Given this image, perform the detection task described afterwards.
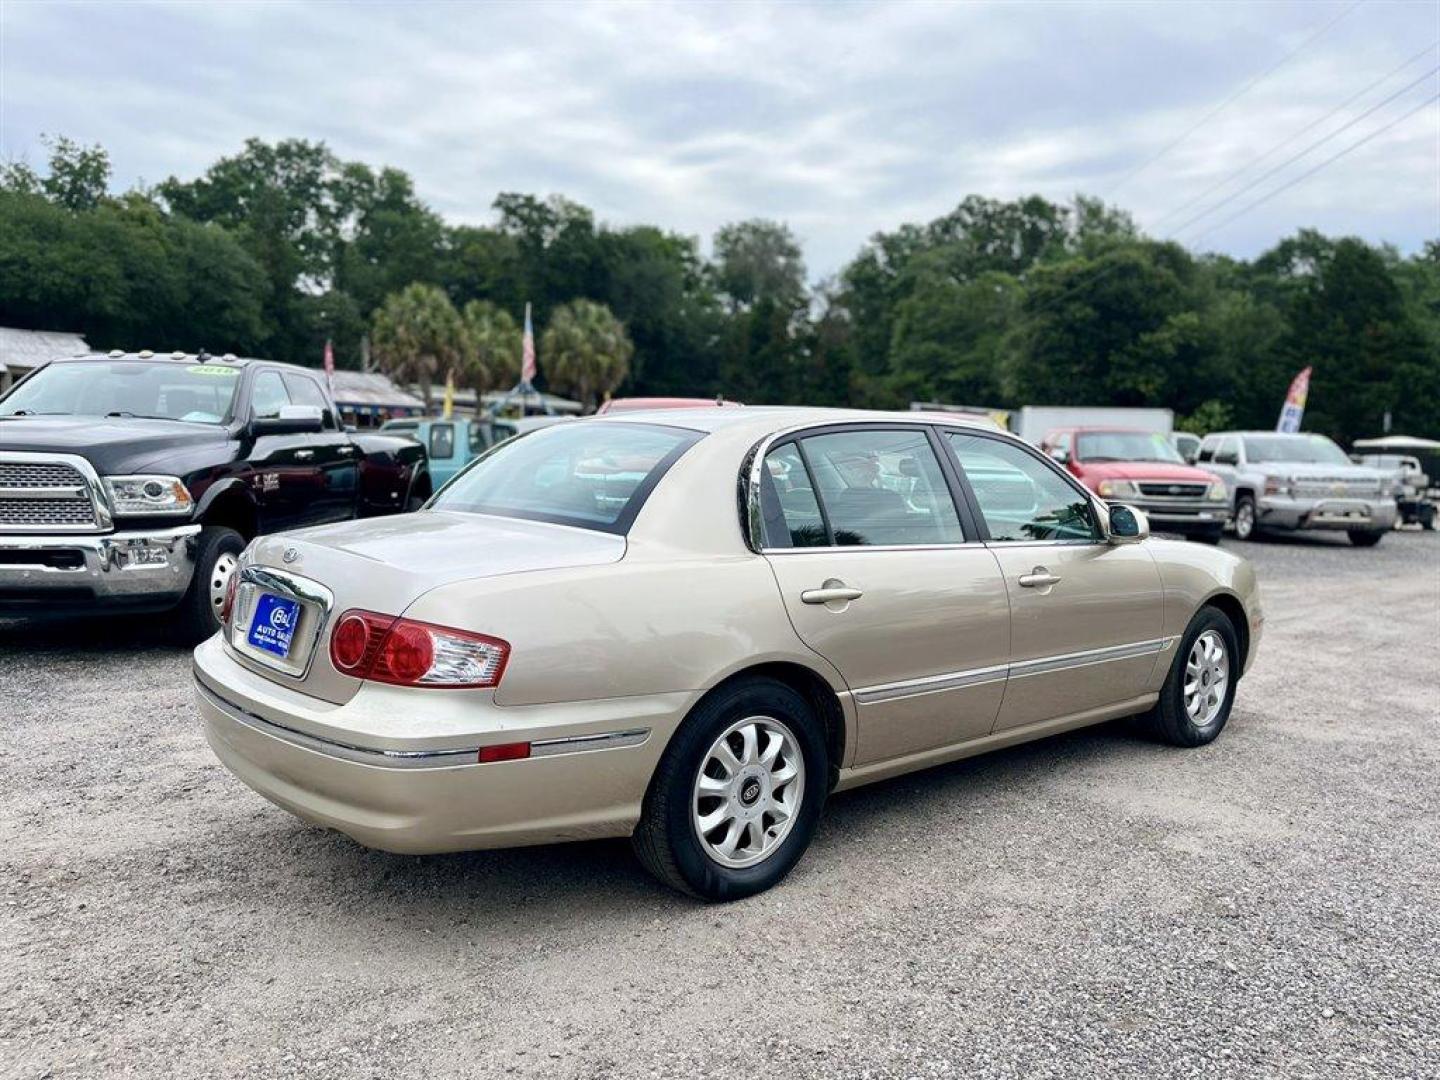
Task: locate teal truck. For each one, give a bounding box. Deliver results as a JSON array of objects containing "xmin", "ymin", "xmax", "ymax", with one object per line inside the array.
[{"xmin": 380, "ymin": 415, "xmax": 572, "ymax": 489}]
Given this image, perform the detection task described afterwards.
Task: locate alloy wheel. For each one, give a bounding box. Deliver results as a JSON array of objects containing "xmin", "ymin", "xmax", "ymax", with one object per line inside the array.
[
  {"xmin": 1184, "ymin": 629, "xmax": 1229, "ymax": 727},
  {"xmin": 691, "ymin": 715, "xmax": 805, "ymax": 869},
  {"xmin": 1235, "ymin": 502, "xmax": 1254, "ymax": 540}
]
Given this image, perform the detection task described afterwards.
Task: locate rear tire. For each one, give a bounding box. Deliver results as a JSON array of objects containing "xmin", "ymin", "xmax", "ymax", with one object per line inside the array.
[
  {"xmin": 1142, "ymin": 607, "xmax": 1240, "ymax": 748},
  {"xmin": 632, "ymin": 677, "xmax": 828, "ymax": 901},
  {"xmin": 1232, "ymin": 495, "xmax": 1258, "ymax": 541},
  {"xmin": 174, "ymin": 526, "xmax": 245, "ymax": 645},
  {"xmin": 1347, "ymin": 529, "xmax": 1383, "ymax": 547}
]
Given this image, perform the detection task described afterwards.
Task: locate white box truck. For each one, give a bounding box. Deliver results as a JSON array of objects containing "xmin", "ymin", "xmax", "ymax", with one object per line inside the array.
[{"xmin": 1011, "ymin": 406, "xmax": 1174, "ymax": 445}]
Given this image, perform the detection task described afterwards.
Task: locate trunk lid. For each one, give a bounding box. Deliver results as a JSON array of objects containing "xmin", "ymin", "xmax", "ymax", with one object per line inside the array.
[{"xmin": 228, "ymin": 511, "xmax": 624, "ymax": 704}]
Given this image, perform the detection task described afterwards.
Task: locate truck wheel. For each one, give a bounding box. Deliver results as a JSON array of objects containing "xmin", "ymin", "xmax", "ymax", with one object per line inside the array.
[
  {"xmin": 1232, "ymin": 495, "xmax": 1258, "ymax": 541},
  {"xmin": 1347, "ymin": 529, "xmax": 1383, "ymax": 547},
  {"xmin": 174, "ymin": 526, "xmax": 245, "ymax": 644},
  {"xmin": 632, "ymin": 677, "xmax": 827, "ymax": 902},
  {"xmin": 1420, "ymin": 506, "xmax": 1436, "ymax": 531}
]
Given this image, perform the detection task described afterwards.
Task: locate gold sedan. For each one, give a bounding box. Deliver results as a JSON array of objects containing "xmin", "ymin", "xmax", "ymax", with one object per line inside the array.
[{"xmin": 193, "ymin": 409, "xmax": 1262, "ymax": 900}]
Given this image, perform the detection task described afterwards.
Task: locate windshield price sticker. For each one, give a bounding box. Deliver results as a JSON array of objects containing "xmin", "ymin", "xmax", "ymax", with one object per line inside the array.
[{"xmin": 186, "ymin": 365, "xmax": 241, "ymax": 377}]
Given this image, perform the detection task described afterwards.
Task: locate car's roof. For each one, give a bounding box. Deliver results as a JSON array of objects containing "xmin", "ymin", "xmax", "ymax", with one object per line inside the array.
[
  {"xmin": 1047, "ymin": 425, "xmax": 1166, "ymax": 434},
  {"xmin": 590, "ymin": 405, "xmax": 1004, "ymax": 439},
  {"xmin": 57, "ymin": 350, "xmax": 277, "ymax": 371}
]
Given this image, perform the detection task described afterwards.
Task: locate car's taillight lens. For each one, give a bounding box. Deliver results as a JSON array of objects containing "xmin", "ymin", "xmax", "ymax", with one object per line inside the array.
[
  {"xmin": 220, "ymin": 572, "xmax": 240, "ymax": 626},
  {"xmin": 328, "ymin": 609, "xmax": 509, "ymax": 688}
]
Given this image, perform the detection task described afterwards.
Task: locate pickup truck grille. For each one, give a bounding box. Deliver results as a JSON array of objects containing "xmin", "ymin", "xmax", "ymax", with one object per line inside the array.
[
  {"xmin": 0, "ymin": 455, "xmax": 103, "ymax": 532},
  {"xmin": 1293, "ymin": 478, "xmax": 1381, "ymax": 498},
  {"xmin": 1137, "ymin": 481, "xmax": 1209, "ymax": 499}
]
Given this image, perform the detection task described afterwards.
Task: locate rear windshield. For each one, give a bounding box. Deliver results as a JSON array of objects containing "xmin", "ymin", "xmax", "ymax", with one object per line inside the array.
[
  {"xmin": 431, "ymin": 421, "xmax": 702, "ymax": 533},
  {"xmin": 0, "ymin": 360, "xmax": 241, "ymax": 423}
]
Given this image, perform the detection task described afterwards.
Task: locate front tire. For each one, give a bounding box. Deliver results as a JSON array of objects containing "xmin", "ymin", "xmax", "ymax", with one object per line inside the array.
[
  {"xmin": 174, "ymin": 526, "xmax": 245, "ymax": 644},
  {"xmin": 632, "ymin": 677, "xmax": 828, "ymax": 901},
  {"xmin": 1232, "ymin": 495, "xmax": 1258, "ymax": 541},
  {"xmin": 1142, "ymin": 607, "xmax": 1240, "ymax": 748},
  {"xmin": 1348, "ymin": 529, "xmax": 1384, "ymax": 547}
]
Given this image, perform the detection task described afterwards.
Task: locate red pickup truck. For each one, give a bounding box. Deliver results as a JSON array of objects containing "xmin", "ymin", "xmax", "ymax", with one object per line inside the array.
[{"xmin": 1040, "ymin": 427, "xmax": 1230, "ymax": 543}]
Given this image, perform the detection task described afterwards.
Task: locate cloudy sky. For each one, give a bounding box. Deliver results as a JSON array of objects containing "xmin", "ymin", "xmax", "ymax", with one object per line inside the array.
[{"xmin": 1, "ymin": 0, "xmax": 1436, "ymax": 276}]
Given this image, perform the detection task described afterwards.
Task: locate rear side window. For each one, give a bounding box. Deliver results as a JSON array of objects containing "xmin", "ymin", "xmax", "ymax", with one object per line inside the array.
[
  {"xmin": 947, "ymin": 433, "xmax": 1098, "ymax": 542},
  {"xmin": 785, "ymin": 428, "xmax": 965, "ymax": 547},
  {"xmin": 759, "ymin": 443, "xmax": 827, "ymax": 548},
  {"xmin": 432, "ymin": 421, "xmax": 702, "ymax": 534}
]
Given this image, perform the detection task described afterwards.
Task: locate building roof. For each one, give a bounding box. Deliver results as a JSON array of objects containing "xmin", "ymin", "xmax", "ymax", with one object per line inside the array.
[
  {"xmin": 0, "ymin": 327, "xmax": 89, "ymax": 370},
  {"xmin": 329, "ymin": 370, "xmax": 425, "ymax": 411}
]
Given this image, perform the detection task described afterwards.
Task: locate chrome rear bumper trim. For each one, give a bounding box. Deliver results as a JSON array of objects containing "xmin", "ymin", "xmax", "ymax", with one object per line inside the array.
[{"xmin": 195, "ymin": 675, "xmax": 650, "ymax": 769}]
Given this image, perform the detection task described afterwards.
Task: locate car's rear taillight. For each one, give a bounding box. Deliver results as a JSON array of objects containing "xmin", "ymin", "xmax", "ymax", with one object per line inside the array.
[
  {"xmin": 220, "ymin": 572, "xmax": 240, "ymax": 626},
  {"xmin": 328, "ymin": 609, "xmax": 509, "ymax": 688}
]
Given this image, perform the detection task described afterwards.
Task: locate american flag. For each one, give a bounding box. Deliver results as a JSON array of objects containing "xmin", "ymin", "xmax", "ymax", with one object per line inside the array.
[{"xmin": 521, "ymin": 302, "xmax": 536, "ymax": 385}]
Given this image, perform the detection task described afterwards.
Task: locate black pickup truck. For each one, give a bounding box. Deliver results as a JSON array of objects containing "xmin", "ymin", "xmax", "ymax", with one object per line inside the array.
[{"xmin": 0, "ymin": 350, "xmax": 430, "ymax": 639}]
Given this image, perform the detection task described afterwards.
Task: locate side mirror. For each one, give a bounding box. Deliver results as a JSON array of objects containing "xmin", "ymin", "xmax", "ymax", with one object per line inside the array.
[
  {"xmin": 1049, "ymin": 447, "xmax": 1070, "ymax": 464},
  {"xmin": 251, "ymin": 404, "xmax": 324, "ymax": 436},
  {"xmin": 1107, "ymin": 504, "xmax": 1150, "ymax": 544}
]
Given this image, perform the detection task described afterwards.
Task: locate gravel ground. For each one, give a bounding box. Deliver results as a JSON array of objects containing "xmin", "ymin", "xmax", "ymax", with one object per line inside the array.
[{"xmin": 2, "ymin": 529, "xmax": 1437, "ymax": 1079}]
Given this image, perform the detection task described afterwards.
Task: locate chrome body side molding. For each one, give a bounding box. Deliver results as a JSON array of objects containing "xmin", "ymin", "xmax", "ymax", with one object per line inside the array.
[{"xmin": 853, "ymin": 637, "xmax": 1178, "ymax": 704}]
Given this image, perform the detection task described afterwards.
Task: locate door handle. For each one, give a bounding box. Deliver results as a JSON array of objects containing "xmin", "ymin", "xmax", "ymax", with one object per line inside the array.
[
  {"xmin": 1018, "ymin": 567, "xmax": 1061, "ymax": 589},
  {"xmin": 294, "ymin": 449, "xmax": 315, "ymax": 461},
  {"xmin": 801, "ymin": 582, "xmax": 864, "ymax": 605}
]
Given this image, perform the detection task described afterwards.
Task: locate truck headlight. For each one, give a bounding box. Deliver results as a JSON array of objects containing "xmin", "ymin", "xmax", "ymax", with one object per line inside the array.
[
  {"xmin": 1264, "ymin": 476, "xmax": 1292, "ymax": 497},
  {"xmin": 103, "ymin": 475, "xmax": 195, "ymax": 515},
  {"xmin": 1097, "ymin": 480, "xmax": 1138, "ymax": 499},
  {"xmin": 1206, "ymin": 481, "xmax": 1227, "ymax": 501}
]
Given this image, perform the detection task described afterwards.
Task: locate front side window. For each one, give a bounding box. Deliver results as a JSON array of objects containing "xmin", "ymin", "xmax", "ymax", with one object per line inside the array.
[
  {"xmin": 797, "ymin": 428, "xmax": 964, "ymax": 547},
  {"xmin": 947, "ymin": 433, "xmax": 1098, "ymax": 543},
  {"xmin": 282, "ymin": 373, "xmax": 337, "ymax": 430},
  {"xmin": 431, "ymin": 421, "xmax": 701, "ymax": 533},
  {"xmin": 0, "ymin": 361, "xmax": 241, "ymax": 423},
  {"xmin": 250, "ymin": 371, "xmax": 291, "ymax": 420}
]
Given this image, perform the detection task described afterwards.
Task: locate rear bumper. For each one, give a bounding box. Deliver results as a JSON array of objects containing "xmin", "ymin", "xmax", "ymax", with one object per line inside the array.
[
  {"xmin": 0, "ymin": 525, "xmax": 199, "ymax": 610},
  {"xmin": 1256, "ymin": 496, "xmax": 1397, "ymax": 532},
  {"xmin": 192, "ymin": 636, "xmax": 688, "ymax": 853}
]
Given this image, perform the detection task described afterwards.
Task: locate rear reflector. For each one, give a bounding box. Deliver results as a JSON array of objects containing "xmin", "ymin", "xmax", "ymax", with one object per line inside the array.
[
  {"xmin": 329, "ymin": 609, "xmax": 509, "ymax": 688},
  {"xmin": 477, "ymin": 742, "xmax": 531, "ymax": 763}
]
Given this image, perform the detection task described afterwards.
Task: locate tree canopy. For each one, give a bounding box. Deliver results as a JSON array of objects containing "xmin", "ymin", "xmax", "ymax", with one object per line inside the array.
[{"xmin": 1, "ymin": 135, "xmax": 1435, "ymax": 441}]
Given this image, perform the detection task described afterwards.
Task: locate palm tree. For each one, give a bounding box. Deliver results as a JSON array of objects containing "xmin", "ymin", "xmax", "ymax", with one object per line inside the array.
[
  {"xmin": 460, "ymin": 300, "xmax": 521, "ymax": 397},
  {"xmin": 541, "ymin": 300, "xmax": 634, "ymax": 410},
  {"xmin": 370, "ymin": 283, "xmax": 468, "ymax": 410}
]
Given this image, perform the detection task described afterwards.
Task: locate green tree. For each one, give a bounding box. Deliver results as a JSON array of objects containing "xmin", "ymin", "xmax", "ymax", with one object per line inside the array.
[
  {"xmin": 712, "ymin": 219, "xmax": 807, "ymax": 312},
  {"xmin": 460, "ymin": 300, "xmax": 521, "ymax": 394},
  {"xmin": 541, "ymin": 300, "xmax": 634, "ymax": 409},
  {"xmin": 1, "ymin": 135, "xmax": 111, "ymax": 211},
  {"xmin": 370, "ymin": 283, "xmax": 468, "ymax": 410}
]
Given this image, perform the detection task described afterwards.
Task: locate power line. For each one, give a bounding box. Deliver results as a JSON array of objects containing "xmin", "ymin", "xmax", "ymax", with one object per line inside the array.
[
  {"xmin": 1106, "ymin": 0, "xmax": 1365, "ymax": 197},
  {"xmin": 1169, "ymin": 65, "xmax": 1440, "ymax": 239},
  {"xmin": 1020, "ymin": 86, "xmax": 1435, "ymax": 325},
  {"xmin": 1169, "ymin": 65, "xmax": 1440, "ymax": 238},
  {"xmin": 1149, "ymin": 40, "xmax": 1439, "ymax": 232},
  {"xmin": 1186, "ymin": 92, "xmax": 1439, "ymax": 245}
]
